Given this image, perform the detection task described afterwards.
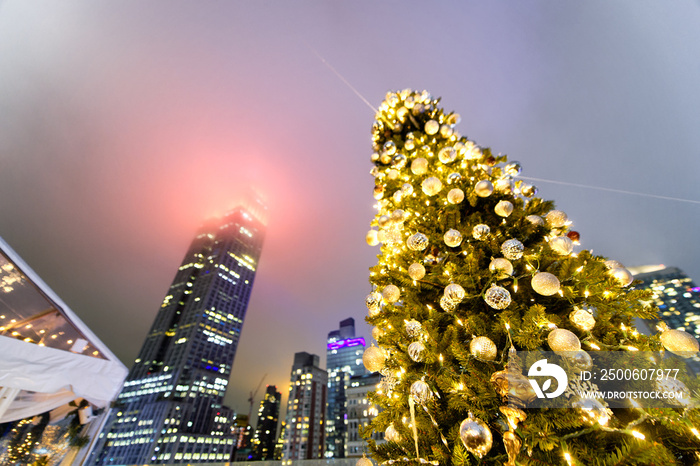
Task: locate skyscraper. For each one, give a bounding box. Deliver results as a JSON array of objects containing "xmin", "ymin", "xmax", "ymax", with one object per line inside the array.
[
  {"xmin": 250, "ymin": 385, "xmax": 281, "ymax": 460},
  {"xmin": 90, "ymin": 205, "xmax": 265, "ymax": 465},
  {"xmin": 325, "ymin": 318, "xmax": 365, "ymax": 458},
  {"xmin": 281, "ymin": 352, "xmax": 327, "ymax": 460}
]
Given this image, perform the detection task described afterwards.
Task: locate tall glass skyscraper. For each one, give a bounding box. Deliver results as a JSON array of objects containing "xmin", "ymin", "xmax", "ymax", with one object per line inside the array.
[
  {"xmin": 250, "ymin": 385, "xmax": 281, "ymax": 460},
  {"xmin": 90, "ymin": 204, "xmax": 265, "ymax": 465},
  {"xmin": 325, "ymin": 318, "xmax": 366, "ymax": 458}
]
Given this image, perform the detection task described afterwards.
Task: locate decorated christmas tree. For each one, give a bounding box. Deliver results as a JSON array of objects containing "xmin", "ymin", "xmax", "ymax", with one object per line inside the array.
[{"xmin": 359, "ymin": 90, "xmax": 700, "ymax": 465}]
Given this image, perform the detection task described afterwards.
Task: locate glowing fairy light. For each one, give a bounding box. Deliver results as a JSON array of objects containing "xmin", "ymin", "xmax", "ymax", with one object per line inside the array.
[{"xmin": 631, "ymin": 430, "xmax": 645, "ymax": 440}]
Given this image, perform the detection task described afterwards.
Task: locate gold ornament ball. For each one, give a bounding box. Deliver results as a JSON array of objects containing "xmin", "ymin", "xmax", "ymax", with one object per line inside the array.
[
  {"xmin": 392, "ymin": 189, "xmax": 403, "ymax": 203},
  {"xmin": 407, "ymin": 232, "xmax": 429, "ymax": 251},
  {"xmin": 470, "ymin": 336, "xmax": 497, "ymax": 361},
  {"xmin": 444, "ymin": 229, "xmax": 463, "ymax": 247},
  {"xmin": 425, "ymin": 119, "xmax": 440, "ymax": 135},
  {"xmin": 421, "ymin": 176, "xmax": 443, "ymax": 196},
  {"xmin": 660, "ymin": 328, "xmax": 700, "ymax": 356},
  {"xmin": 401, "ymin": 182, "xmax": 414, "ymax": 195},
  {"xmin": 440, "ymin": 124, "xmax": 453, "ymax": 138},
  {"xmin": 459, "ymin": 413, "xmax": 493, "ymax": 459},
  {"xmin": 378, "ymin": 215, "xmax": 391, "ymax": 228},
  {"xmin": 546, "ymin": 210, "xmax": 568, "ymax": 228},
  {"xmin": 365, "ymin": 292, "xmax": 382, "ymax": 312},
  {"xmin": 472, "ymin": 224, "xmax": 491, "ymax": 240},
  {"xmin": 411, "ymin": 157, "xmax": 429, "ymax": 175},
  {"xmin": 494, "ymin": 200, "xmax": 514, "ymax": 217},
  {"xmin": 410, "ymin": 379, "xmax": 433, "ymax": 404},
  {"xmin": 489, "ymin": 258, "xmax": 513, "ymax": 277},
  {"xmin": 610, "ymin": 267, "xmax": 633, "ymax": 287},
  {"xmin": 363, "ymin": 345, "xmax": 387, "ymax": 372},
  {"xmin": 356, "ymin": 455, "xmax": 373, "ymax": 466},
  {"xmin": 447, "ymin": 188, "xmax": 465, "ymax": 204},
  {"xmin": 569, "ymin": 307, "xmax": 596, "ymax": 332},
  {"xmin": 385, "ymin": 423, "xmax": 401, "ymax": 442},
  {"xmin": 391, "ymin": 209, "xmax": 406, "ymax": 222},
  {"xmin": 548, "ymin": 328, "xmax": 581, "ymax": 352},
  {"xmin": 408, "ymin": 262, "xmax": 426, "ymax": 280},
  {"xmin": 392, "ymin": 154, "xmax": 407, "ymax": 169},
  {"xmin": 474, "ymin": 180, "xmax": 494, "ymax": 197},
  {"xmin": 526, "ymin": 215, "xmax": 544, "ymax": 226},
  {"xmin": 484, "ymin": 285, "xmax": 511, "ymax": 309},
  {"xmin": 366, "ymin": 230, "xmax": 379, "ymax": 246},
  {"xmin": 445, "ymin": 283, "xmax": 466, "ymax": 303},
  {"xmin": 501, "ymin": 238, "xmax": 524, "ymax": 260},
  {"xmin": 521, "ymin": 183, "xmax": 538, "ymax": 197},
  {"xmin": 371, "ymin": 326, "xmax": 383, "ymax": 342},
  {"xmin": 382, "ymin": 284, "xmax": 401, "ymax": 303},
  {"xmin": 531, "ymin": 272, "xmax": 561, "ymax": 296},
  {"xmin": 550, "ymin": 236, "xmax": 573, "ymax": 255}
]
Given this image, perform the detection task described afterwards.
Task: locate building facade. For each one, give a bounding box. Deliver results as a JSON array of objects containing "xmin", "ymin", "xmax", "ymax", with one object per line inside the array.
[
  {"xmin": 281, "ymin": 352, "xmax": 327, "ymax": 460},
  {"xmin": 631, "ymin": 265, "xmax": 700, "ymax": 374},
  {"xmin": 250, "ymin": 385, "xmax": 281, "ymax": 460},
  {"xmin": 346, "ymin": 372, "xmax": 383, "ymax": 458},
  {"xmin": 90, "ymin": 206, "xmax": 265, "ymax": 465},
  {"xmin": 325, "ymin": 318, "xmax": 366, "ymax": 458}
]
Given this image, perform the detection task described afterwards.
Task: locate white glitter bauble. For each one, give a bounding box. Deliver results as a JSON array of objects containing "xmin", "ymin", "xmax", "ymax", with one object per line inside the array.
[
  {"xmin": 470, "ymin": 336, "xmax": 497, "ymax": 361},
  {"xmin": 365, "ymin": 292, "xmax": 382, "ymax": 312},
  {"xmin": 382, "ymin": 284, "xmax": 401, "ymax": 303},
  {"xmin": 569, "ymin": 307, "xmax": 596, "ymax": 332},
  {"xmin": 411, "ymin": 157, "xmax": 429, "ymax": 175},
  {"xmin": 425, "ymin": 119, "xmax": 440, "ymax": 135},
  {"xmin": 484, "ymin": 285, "xmax": 511, "ymax": 309},
  {"xmin": 444, "ymin": 229, "xmax": 463, "ymax": 247},
  {"xmin": 459, "ymin": 414, "xmax": 493, "ymax": 459},
  {"xmin": 447, "ymin": 188, "xmax": 465, "ymax": 204},
  {"xmin": 546, "ymin": 210, "xmax": 568, "ymax": 228},
  {"xmin": 356, "ymin": 455, "xmax": 374, "ymax": 466},
  {"xmin": 366, "ymin": 230, "xmax": 379, "ymax": 246},
  {"xmin": 363, "ymin": 345, "xmax": 387, "ymax": 372},
  {"xmin": 438, "ymin": 146, "xmax": 457, "ymax": 164},
  {"xmin": 408, "ymin": 341, "xmax": 426, "ymax": 362},
  {"xmin": 489, "ymin": 258, "xmax": 513, "ymax": 277},
  {"xmin": 474, "ymin": 180, "xmax": 494, "ymax": 197},
  {"xmin": 472, "ymin": 224, "xmax": 491, "ymax": 240},
  {"xmin": 550, "ymin": 236, "xmax": 573, "ymax": 255},
  {"xmin": 610, "ymin": 267, "xmax": 633, "ymax": 287},
  {"xmin": 405, "ymin": 319, "xmax": 423, "ymax": 338},
  {"xmin": 408, "ymin": 263, "xmax": 426, "ymax": 280},
  {"xmin": 526, "ymin": 215, "xmax": 544, "ymax": 226},
  {"xmin": 494, "ymin": 200, "xmax": 514, "ymax": 217},
  {"xmin": 660, "ymin": 328, "xmax": 700, "ymax": 356},
  {"xmin": 440, "ymin": 295, "xmax": 457, "ymax": 311},
  {"xmin": 422, "ymin": 176, "xmax": 443, "ymax": 196},
  {"xmin": 407, "ymin": 232, "xmax": 429, "ymax": 251},
  {"xmin": 531, "ymin": 272, "xmax": 560, "ymax": 296},
  {"xmin": 410, "ymin": 379, "xmax": 432, "ymax": 404},
  {"xmin": 548, "ymin": 328, "xmax": 581, "ymax": 352},
  {"xmin": 445, "ymin": 283, "xmax": 466, "ymax": 303},
  {"xmin": 501, "ymin": 239, "xmax": 524, "ymax": 260}
]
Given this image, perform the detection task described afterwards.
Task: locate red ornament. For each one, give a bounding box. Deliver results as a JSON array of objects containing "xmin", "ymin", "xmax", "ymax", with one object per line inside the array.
[
  {"xmin": 567, "ymin": 231, "xmax": 581, "ymax": 243},
  {"xmin": 485, "ymin": 155, "xmax": 497, "ymax": 166}
]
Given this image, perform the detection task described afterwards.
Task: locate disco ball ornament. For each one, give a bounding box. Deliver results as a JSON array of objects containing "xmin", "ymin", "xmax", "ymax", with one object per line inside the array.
[
  {"xmin": 422, "ymin": 176, "xmax": 443, "ymax": 196},
  {"xmin": 444, "ymin": 229, "xmax": 463, "ymax": 247},
  {"xmin": 610, "ymin": 267, "xmax": 633, "ymax": 287},
  {"xmin": 408, "ymin": 262, "xmax": 426, "ymax": 280},
  {"xmin": 459, "ymin": 413, "xmax": 493, "ymax": 459},
  {"xmin": 366, "ymin": 230, "xmax": 379, "ymax": 246},
  {"xmin": 447, "ymin": 172, "xmax": 462, "ymax": 184},
  {"xmin": 526, "ymin": 215, "xmax": 544, "ymax": 226},
  {"xmin": 569, "ymin": 307, "xmax": 596, "ymax": 332},
  {"xmin": 363, "ymin": 345, "xmax": 387, "ymax": 372},
  {"xmin": 356, "ymin": 454, "xmax": 373, "ymax": 466},
  {"xmin": 474, "ymin": 180, "xmax": 494, "ymax": 197},
  {"xmin": 546, "ymin": 210, "xmax": 568, "ymax": 228},
  {"xmin": 494, "ymin": 200, "xmax": 514, "ymax": 217},
  {"xmin": 489, "ymin": 258, "xmax": 513, "ymax": 277},
  {"xmin": 410, "ymin": 379, "xmax": 432, "ymax": 404},
  {"xmin": 411, "ymin": 157, "xmax": 429, "ymax": 175},
  {"xmin": 504, "ymin": 161, "xmax": 522, "ymax": 177},
  {"xmin": 407, "ymin": 232, "xmax": 429, "ymax": 251},
  {"xmin": 365, "ymin": 292, "xmax": 382, "ymax": 312},
  {"xmin": 550, "ymin": 236, "xmax": 573, "ymax": 255},
  {"xmin": 484, "ymin": 285, "xmax": 511, "ymax": 310},
  {"xmin": 531, "ymin": 272, "xmax": 561, "ymax": 296},
  {"xmin": 447, "ymin": 188, "xmax": 465, "ymax": 204},
  {"xmin": 660, "ymin": 328, "xmax": 700, "ymax": 356},
  {"xmin": 385, "ymin": 423, "xmax": 401, "ymax": 442},
  {"xmin": 548, "ymin": 328, "xmax": 581, "ymax": 353},
  {"xmin": 472, "ymin": 224, "xmax": 491, "ymax": 240},
  {"xmin": 438, "ymin": 146, "xmax": 457, "ymax": 164},
  {"xmin": 382, "ymin": 284, "xmax": 401, "ymax": 303},
  {"xmin": 408, "ymin": 341, "xmax": 426, "ymax": 362},
  {"xmin": 440, "ymin": 295, "xmax": 457, "ymax": 311},
  {"xmin": 405, "ymin": 319, "xmax": 423, "ymax": 338},
  {"xmin": 444, "ymin": 283, "xmax": 466, "ymax": 303},
  {"xmin": 425, "ymin": 119, "xmax": 440, "ymax": 135},
  {"xmin": 470, "ymin": 336, "xmax": 497, "ymax": 361},
  {"xmin": 501, "ymin": 239, "xmax": 524, "ymax": 260}
]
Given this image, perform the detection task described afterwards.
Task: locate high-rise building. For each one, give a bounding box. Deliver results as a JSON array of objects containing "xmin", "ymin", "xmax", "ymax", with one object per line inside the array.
[
  {"xmin": 281, "ymin": 352, "xmax": 327, "ymax": 460},
  {"xmin": 325, "ymin": 318, "xmax": 365, "ymax": 458},
  {"xmin": 90, "ymin": 205, "xmax": 266, "ymax": 465},
  {"xmin": 630, "ymin": 265, "xmax": 700, "ymax": 374},
  {"xmin": 346, "ymin": 372, "xmax": 383, "ymax": 458},
  {"xmin": 250, "ymin": 385, "xmax": 281, "ymax": 460}
]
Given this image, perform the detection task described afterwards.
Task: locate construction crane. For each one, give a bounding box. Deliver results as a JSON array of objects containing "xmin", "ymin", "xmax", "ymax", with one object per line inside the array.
[{"xmin": 247, "ymin": 374, "xmax": 267, "ymax": 428}]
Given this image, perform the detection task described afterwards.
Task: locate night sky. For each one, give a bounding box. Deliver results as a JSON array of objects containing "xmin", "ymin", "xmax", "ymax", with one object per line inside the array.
[{"xmin": 1, "ymin": 1, "xmax": 699, "ymax": 416}]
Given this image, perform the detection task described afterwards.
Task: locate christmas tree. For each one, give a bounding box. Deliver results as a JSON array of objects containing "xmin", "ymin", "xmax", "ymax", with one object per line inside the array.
[{"xmin": 359, "ymin": 90, "xmax": 700, "ymax": 465}]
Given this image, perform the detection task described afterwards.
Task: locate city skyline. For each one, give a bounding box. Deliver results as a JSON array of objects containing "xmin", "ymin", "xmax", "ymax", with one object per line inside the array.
[{"xmin": 1, "ymin": 1, "xmax": 700, "ymax": 417}]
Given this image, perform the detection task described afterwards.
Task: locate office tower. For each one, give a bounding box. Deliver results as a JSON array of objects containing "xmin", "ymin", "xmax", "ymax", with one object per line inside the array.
[
  {"xmin": 346, "ymin": 372, "xmax": 383, "ymax": 457},
  {"xmin": 325, "ymin": 318, "xmax": 366, "ymax": 458},
  {"xmin": 281, "ymin": 352, "xmax": 327, "ymax": 460},
  {"xmin": 91, "ymin": 205, "xmax": 265, "ymax": 465},
  {"xmin": 250, "ymin": 385, "xmax": 281, "ymax": 460},
  {"xmin": 630, "ymin": 265, "xmax": 700, "ymax": 374}
]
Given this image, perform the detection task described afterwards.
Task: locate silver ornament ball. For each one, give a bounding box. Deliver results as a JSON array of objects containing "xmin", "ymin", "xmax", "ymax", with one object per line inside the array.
[
  {"xmin": 472, "ymin": 224, "xmax": 491, "ymax": 240},
  {"xmin": 447, "ymin": 188, "xmax": 465, "ymax": 204},
  {"xmin": 501, "ymin": 239, "xmax": 524, "ymax": 260},
  {"xmin": 531, "ymin": 272, "xmax": 561, "ymax": 296},
  {"xmin": 421, "ymin": 176, "xmax": 443, "ymax": 196},
  {"xmin": 459, "ymin": 414, "xmax": 493, "ymax": 459},
  {"xmin": 408, "ymin": 262, "xmax": 426, "ymax": 280},
  {"xmin": 445, "ymin": 283, "xmax": 466, "ymax": 303},
  {"xmin": 382, "ymin": 284, "xmax": 401, "ymax": 303},
  {"xmin": 484, "ymin": 285, "xmax": 511, "ymax": 309},
  {"xmin": 444, "ymin": 229, "xmax": 463, "ymax": 247},
  {"xmin": 408, "ymin": 341, "xmax": 426, "ymax": 362},
  {"xmin": 410, "ymin": 379, "xmax": 433, "ymax": 404},
  {"xmin": 474, "ymin": 180, "xmax": 494, "ymax": 197},
  {"xmin": 548, "ymin": 328, "xmax": 581, "ymax": 353},
  {"xmin": 494, "ymin": 200, "xmax": 514, "ymax": 217}
]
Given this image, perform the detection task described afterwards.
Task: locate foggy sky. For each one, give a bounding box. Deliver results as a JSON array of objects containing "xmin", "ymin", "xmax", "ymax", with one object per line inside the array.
[{"xmin": 1, "ymin": 1, "xmax": 699, "ymax": 416}]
